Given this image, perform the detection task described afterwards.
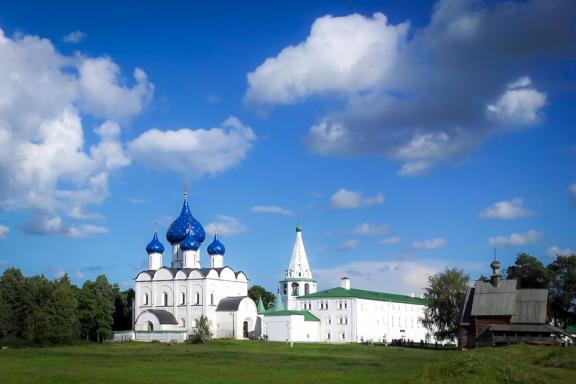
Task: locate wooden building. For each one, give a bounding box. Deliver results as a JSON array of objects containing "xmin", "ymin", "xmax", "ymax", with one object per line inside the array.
[{"xmin": 458, "ymin": 259, "xmax": 562, "ymax": 348}]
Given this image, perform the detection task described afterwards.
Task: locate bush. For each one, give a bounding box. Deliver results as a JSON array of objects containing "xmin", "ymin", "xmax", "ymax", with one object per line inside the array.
[{"xmin": 189, "ymin": 315, "xmax": 212, "ymax": 344}]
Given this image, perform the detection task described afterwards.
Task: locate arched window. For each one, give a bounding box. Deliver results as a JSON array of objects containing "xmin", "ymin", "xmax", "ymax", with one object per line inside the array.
[
  {"xmin": 181, "ymin": 292, "xmax": 186, "ymax": 305},
  {"xmin": 292, "ymin": 283, "xmax": 299, "ymax": 296},
  {"xmin": 143, "ymin": 293, "xmax": 149, "ymax": 305},
  {"xmin": 304, "ymin": 283, "xmax": 310, "ymax": 295},
  {"xmin": 163, "ymin": 292, "xmax": 168, "ymax": 306},
  {"xmin": 195, "ymin": 292, "xmax": 200, "ymax": 305},
  {"xmin": 147, "ymin": 321, "xmax": 154, "ymax": 331},
  {"xmin": 181, "ymin": 318, "xmax": 186, "ymax": 328},
  {"xmin": 283, "ymin": 283, "xmax": 287, "ymax": 295},
  {"xmin": 210, "ymin": 293, "xmax": 214, "ymax": 306}
]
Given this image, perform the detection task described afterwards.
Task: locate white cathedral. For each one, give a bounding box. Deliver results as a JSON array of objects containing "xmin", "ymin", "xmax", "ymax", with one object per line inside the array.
[
  {"xmin": 117, "ymin": 191, "xmax": 434, "ymax": 344},
  {"xmin": 129, "ymin": 192, "xmax": 258, "ymax": 342}
]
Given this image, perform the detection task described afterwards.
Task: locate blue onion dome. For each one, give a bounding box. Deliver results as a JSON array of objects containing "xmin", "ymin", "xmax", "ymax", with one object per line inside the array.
[
  {"xmin": 180, "ymin": 229, "xmax": 200, "ymax": 251},
  {"xmin": 146, "ymin": 231, "xmax": 165, "ymax": 254},
  {"xmin": 207, "ymin": 234, "xmax": 226, "ymax": 255},
  {"xmin": 166, "ymin": 197, "xmax": 206, "ymax": 244}
]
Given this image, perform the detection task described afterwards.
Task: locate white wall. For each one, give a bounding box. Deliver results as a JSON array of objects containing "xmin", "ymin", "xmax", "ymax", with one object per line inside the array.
[
  {"xmin": 299, "ymin": 297, "xmax": 433, "ymax": 343},
  {"xmin": 264, "ymin": 315, "xmax": 320, "ymax": 342}
]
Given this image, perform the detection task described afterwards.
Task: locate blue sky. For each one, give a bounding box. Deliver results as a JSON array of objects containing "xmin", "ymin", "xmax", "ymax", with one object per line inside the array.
[{"xmin": 0, "ymin": 0, "xmax": 575, "ymax": 294}]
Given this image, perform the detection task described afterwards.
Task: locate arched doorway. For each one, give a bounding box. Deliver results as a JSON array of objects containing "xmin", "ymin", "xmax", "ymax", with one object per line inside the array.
[
  {"xmin": 147, "ymin": 321, "xmax": 154, "ymax": 331},
  {"xmin": 292, "ymin": 282, "xmax": 299, "ymax": 296},
  {"xmin": 243, "ymin": 321, "xmax": 249, "ymax": 338}
]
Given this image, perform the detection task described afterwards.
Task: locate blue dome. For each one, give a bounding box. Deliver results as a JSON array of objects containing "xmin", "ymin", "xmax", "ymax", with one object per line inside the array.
[
  {"xmin": 146, "ymin": 231, "xmax": 165, "ymax": 254},
  {"xmin": 180, "ymin": 229, "xmax": 200, "ymax": 251},
  {"xmin": 207, "ymin": 234, "xmax": 226, "ymax": 255},
  {"xmin": 166, "ymin": 199, "xmax": 206, "ymax": 244}
]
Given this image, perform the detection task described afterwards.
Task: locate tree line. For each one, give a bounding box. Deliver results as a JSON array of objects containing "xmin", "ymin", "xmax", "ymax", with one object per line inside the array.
[
  {"xmin": 0, "ymin": 268, "xmax": 133, "ymax": 345},
  {"xmin": 423, "ymin": 253, "xmax": 576, "ymax": 341}
]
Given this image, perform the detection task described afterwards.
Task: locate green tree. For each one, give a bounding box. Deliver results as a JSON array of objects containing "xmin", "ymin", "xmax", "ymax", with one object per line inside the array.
[
  {"xmin": 190, "ymin": 315, "xmax": 212, "ymax": 343},
  {"xmin": 78, "ymin": 275, "xmax": 116, "ymax": 341},
  {"xmin": 47, "ymin": 274, "xmax": 80, "ymax": 343},
  {"xmin": 113, "ymin": 288, "xmax": 134, "ymax": 331},
  {"xmin": 0, "ymin": 268, "xmax": 33, "ymax": 342},
  {"xmin": 248, "ymin": 285, "xmax": 276, "ymax": 309},
  {"xmin": 548, "ymin": 255, "xmax": 576, "ymax": 328},
  {"xmin": 422, "ymin": 268, "xmax": 469, "ymax": 342},
  {"xmin": 506, "ymin": 253, "xmax": 550, "ymax": 288}
]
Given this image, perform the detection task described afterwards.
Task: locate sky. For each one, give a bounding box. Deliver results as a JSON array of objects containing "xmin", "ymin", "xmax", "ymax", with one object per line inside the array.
[{"xmin": 0, "ymin": 0, "xmax": 575, "ymax": 295}]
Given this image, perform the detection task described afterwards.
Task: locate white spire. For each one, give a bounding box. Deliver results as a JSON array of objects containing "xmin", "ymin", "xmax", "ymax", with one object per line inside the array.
[{"xmin": 286, "ymin": 226, "xmax": 312, "ymax": 279}]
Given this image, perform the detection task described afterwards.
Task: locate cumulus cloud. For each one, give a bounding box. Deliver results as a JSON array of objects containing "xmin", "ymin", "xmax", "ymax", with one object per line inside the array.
[
  {"xmin": 338, "ymin": 239, "xmax": 359, "ymax": 251},
  {"xmin": 330, "ymin": 188, "xmax": 384, "ymax": 209},
  {"xmin": 488, "ymin": 229, "xmax": 541, "ymax": 246},
  {"xmin": 486, "ymin": 77, "xmax": 546, "ymax": 126},
  {"xmin": 0, "ymin": 224, "xmax": 9, "ymax": 239},
  {"xmin": 251, "ymin": 205, "xmax": 293, "ymax": 216},
  {"xmin": 0, "ymin": 28, "xmax": 148, "ymax": 235},
  {"xmin": 546, "ymin": 246, "xmax": 575, "ymax": 257},
  {"xmin": 411, "ymin": 238, "xmax": 447, "ymax": 250},
  {"xmin": 479, "ymin": 198, "xmax": 534, "ymax": 220},
  {"xmin": 62, "ymin": 30, "xmax": 86, "ymax": 44},
  {"xmin": 350, "ymin": 223, "xmax": 388, "ymax": 236},
  {"xmin": 205, "ymin": 215, "xmax": 248, "ymax": 236},
  {"xmin": 129, "ymin": 117, "xmax": 256, "ymax": 178},
  {"xmin": 245, "ymin": 13, "xmax": 409, "ymax": 104},
  {"xmin": 379, "ymin": 236, "xmax": 401, "ymax": 245},
  {"xmin": 247, "ymin": 0, "xmax": 575, "ymax": 174}
]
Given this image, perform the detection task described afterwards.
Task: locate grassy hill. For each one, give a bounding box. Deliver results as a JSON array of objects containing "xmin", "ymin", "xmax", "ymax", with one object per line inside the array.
[{"xmin": 0, "ymin": 341, "xmax": 574, "ymax": 383}]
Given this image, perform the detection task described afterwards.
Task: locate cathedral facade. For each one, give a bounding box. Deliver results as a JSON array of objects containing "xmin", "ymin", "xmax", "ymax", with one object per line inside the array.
[{"xmin": 132, "ymin": 192, "xmax": 257, "ymax": 341}]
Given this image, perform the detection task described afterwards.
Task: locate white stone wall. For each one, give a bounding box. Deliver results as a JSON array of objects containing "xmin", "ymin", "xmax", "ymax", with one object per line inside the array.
[
  {"xmin": 134, "ymin": 266, "xmax": 254, "ymax": 338},
  {"xmin": 264, "ymin": 315, "xmax": 320, "ymax": 342},
  {"xmin": 298, "ymin": 297, "xmax": 433, "ymax": 343}
]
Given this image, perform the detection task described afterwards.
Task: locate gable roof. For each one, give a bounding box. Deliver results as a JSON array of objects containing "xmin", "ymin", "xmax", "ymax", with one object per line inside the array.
[
  {"xmin": 471, "ymin": 279, "xmax": 517, "ymax": 316},
  {"xmin": 263, "ymin": 309, "xmax": 320, "ymax": 322},
  {"xmin": 301, "ymin": 287, "xmax": 428, "ymax": 305}
]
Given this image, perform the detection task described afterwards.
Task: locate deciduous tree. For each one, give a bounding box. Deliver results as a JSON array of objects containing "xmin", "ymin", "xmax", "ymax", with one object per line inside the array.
[{"xmin": 422, "ymin": 268, "xmax": 469, "ymax": 342}]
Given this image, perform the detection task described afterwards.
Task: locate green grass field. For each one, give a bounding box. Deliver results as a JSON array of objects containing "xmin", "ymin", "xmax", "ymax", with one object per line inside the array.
[{"xmin": 0, "ymin": 341, "xmax": 574, "ymax": 384}]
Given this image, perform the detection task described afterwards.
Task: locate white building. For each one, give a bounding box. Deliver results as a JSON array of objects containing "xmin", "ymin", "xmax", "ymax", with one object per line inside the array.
[
  {"xmin": 263, "ymin": 227, "xmax": 433, "ymax": 344},
  {"xmin": 124, "ymin": 191, "xmax": 257, "ymax": 342}
]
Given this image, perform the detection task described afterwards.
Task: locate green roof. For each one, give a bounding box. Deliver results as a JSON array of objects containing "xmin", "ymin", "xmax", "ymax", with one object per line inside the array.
[
  {"xmin": 256, "ymin": 297, "xmax": 265, "ymax": 314},
  {"xmin": 301, "ymin": 287, "xmax": 428, "ymax": 305},
  {"xmin": 263, "ymin": 309, "xmax": 320, "ymax": 322},
  {"xmin": 280, "ymin": 278, "xmax": 316, "ymax": 282}
]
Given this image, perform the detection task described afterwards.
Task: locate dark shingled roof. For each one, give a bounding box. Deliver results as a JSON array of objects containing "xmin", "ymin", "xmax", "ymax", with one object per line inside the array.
[
  {"xmin": 216, "ymin": 296, "xmax": 248, "ymax": 312},
  {"xmin": 488, "ymin": 324, "xmax": 560, "ymax": 333},
  {"xmin": 146, "ymin": 309, "xmax": 179, "ymax": 325},
  {"xmin": 471, "ymin": 279, "xmax": 517, "ymax": 316}
]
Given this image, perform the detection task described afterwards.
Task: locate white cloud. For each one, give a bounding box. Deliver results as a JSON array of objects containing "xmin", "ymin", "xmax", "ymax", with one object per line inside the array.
[
  {"xmin": 330, "ymin": 188, "xmax": 384, "ymax": 209},
  {"xmin": 129, "ymin": 117, "xmax": 256, "ymax": 178},
  {"xmin": 488, "ymin": 229, "xmax": 542, "ymax": 246},
  {"xmin": 398, "ymin": 161, "xmax": 431, "ymax": 176},
  {"xmin": 570, "ymin": 183, "xmax": 576, "ymax": 200},
  {"xmin": 350, "ymin": 223, "xmax": 388, "ymax": 236},
  {"xmin": 78, "ymin": 58, "xmax": 153, "ymax": 121},
  {"xmin": 379, "ymin": 236, "xmax": 401, "ymax": 245},
  {"xmin": 411, "ymin": 238, "xmax": 447, "ymax": 250},
  {"xmin": 479, "ymin": 198, "xmax": 534, "ymax": 220},
  {"xmin": 205, "ymin": 215, "xmax": 248, "ymax": 236},
  {"xmin": 23, "ymin": 215, "xmax": 108, "ymax": 237},
  {"xmin": 246, "ymin": 1, "xmax": 575, "ymax": 174},
  {"xmin": 62, "ymin": 30, "xmax": 86, "ymax": 44},
  {"xmin": 546, "ymin": 246, "xmax": 575, "ymax": 257},
  {"xmin": 314, "ymin": 260, "xmax": 444, "ymax": 294},
  {"xmin": 338, "ymin": 239, "xmax": 359, "ymax": 251},
  {"xmin": 486, "ymin": 77, "xmax": 547, "ymax": 126},
  {"xmin": 126, "ymin": 197, "xmax": 146, "ymax": 205},
  {"xmin": 0, "ymin": 27, "xmax": 151, "ymax": 234},
  {"xmin": 0, "ymin": 224, "xmax": 9, "ymax": 239},
  {"xmin": 251, "ymin": 205, "xmax": 293, "ymax": 216},
  {"xmin": 245, "ymin": 13, "xmax": 409, "ymax": 104}
]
